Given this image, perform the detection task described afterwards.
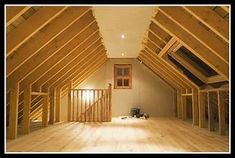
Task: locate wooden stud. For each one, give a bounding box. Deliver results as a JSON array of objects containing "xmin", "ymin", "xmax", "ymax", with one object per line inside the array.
[
  {"xmin": 218, "ymin": 91, "xmax": 226, "ymax": 135},
  {"xmin": 208, "ymin": 92, "xmax": 215, "ymax": 131},
  {"xmin": 199, "ymin": 92, "xmax": 206, "ymax": 128},
  {"xmin": 67, "ymin": 82, "xmax": 72, "ymax": 122},
  {"xmin": 42, "ymin": 94, "xmax": 49, "ymax": 127},
  {"xmin": 108, "ymin": 84, "xmax": 112, "ymax": 122},
  {"xmin": 192, "ymin": 88, "xmax": 199, "ymax": 126},
  {"xmin": 72, "ymin": 89, "xmax": 75, "ymax": 121},
  {"xmin": 76, "ymin": 90, "xmax": 79, "ymax": 121},
  {"xmin": 8, "ymin": 83, "xmax": 19, "ymax": 139},
  {"xmin": 22, "ymin": 84, "xmax": 31, "ymax": 134},
  {"xmin": 177, "ymin": 90, "xmax": 181, "ymax": 119},
  {"xmin": 181, "ymin": 96, "xmax": 187, "ymax": 120},
  {"xmin": 55, "ymin": 88, "xmax": 61, "ymax": 122},
  {"xmin": 49, "ymin": 88, "xmax": 55, "ymax": 124}
]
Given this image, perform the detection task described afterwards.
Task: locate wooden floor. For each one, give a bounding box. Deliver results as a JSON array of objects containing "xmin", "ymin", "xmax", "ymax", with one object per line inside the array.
[{"xmin": 6, "ymin": 117, "xmax": 229, "ymax": 153}]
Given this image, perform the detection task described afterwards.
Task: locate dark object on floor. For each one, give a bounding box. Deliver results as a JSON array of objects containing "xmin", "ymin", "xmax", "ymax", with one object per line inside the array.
[
  {"xmin": 130, "ymin": 108, "xmax": 140, "ymax": 117},
  {"xmin": 121, "ymin": 116, "xmax": 128, "ymax": 119},
  {"xmin": 144, "ymin": 113, "xmax": 149, "ymax": 119}
]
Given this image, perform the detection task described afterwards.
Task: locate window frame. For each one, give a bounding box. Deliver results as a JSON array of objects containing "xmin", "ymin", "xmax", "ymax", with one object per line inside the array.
[{"xmin": 114, "ymin": 64, "xmax": 132, "ymax": 89}]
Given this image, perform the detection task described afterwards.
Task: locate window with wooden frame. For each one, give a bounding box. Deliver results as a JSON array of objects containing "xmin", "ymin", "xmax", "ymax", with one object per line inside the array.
[{"xmin": 114, "ymin": 64, "xmax": 132, "ymax": 89}]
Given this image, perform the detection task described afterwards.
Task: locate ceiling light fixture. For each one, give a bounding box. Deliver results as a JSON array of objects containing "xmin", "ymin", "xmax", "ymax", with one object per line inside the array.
[{"xmin": 121, "ymin": 34, "xmax": 125, "ymax": 39}]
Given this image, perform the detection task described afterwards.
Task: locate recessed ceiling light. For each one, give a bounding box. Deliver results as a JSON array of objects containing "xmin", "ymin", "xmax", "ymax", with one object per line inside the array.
[
  {"xmin": 121, "ymin": 53, "xmax": 124, "ymax": 56},
  {"xmin": 121, "ymin": 34, "xmax": 125, "ymax": 39}
]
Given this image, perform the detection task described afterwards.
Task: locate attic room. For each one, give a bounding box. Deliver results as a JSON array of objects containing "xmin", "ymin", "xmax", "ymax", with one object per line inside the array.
[{"xmin": 5, "ymin": 5, "xmax": 230, "ymax": 153}]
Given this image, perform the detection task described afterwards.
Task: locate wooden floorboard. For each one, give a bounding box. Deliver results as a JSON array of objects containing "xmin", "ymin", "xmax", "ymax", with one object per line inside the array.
[{"xmin": 6, "ymin": 117, "xmax": 229, "ymax": 152}]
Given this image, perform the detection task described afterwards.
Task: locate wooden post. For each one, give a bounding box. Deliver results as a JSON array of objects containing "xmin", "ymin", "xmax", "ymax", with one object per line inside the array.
[
  {"xmin": 108, "ymin": 84, "xmax": 112, "ymax": 121},
  {"xmin": 101, "ymin": 90, "xmax": 104, "ymax": 121},
  {"xmin": 55, "ymin": 88, "xmax": 61, "ymax": 122},
  {"xmin": 42, "ymin": 94, "xmax": 49, "ymax": 127},
  {"xmin": 8, "ymin": 83, "xmax": 19, "ymax": 139},
  {"xmin": 177, "ymin": 90, "xmax": 181, "ymax": 119},
  {"xmin": 218, "ymin": 91, "xmax": 226, "ymax": 135},
  {"xmin": 49, "ymin": 88, "xmax": 55, "ymax": 124},
  {"xmin": 208, "ymin": 92, "xmax": 215, "ymax": 131},
  {"xmin": 76, "ymin": 90, "xmax": 79, "ymax": 121},
  {"xmin": 81, "ymin": 90, "xmax": 83, "ymax": 122},
  {"xmin": 181, "ymin": 96, "xmax": 187, "ymax": 120},
  {"xmin": 192, "ymin": 88, "xmax": 199, "ymax": 126},
  {"xmin": 22, "ymin": 84, "xmax": 31, "ymax": 134},
  {"xmin": 67, "ymin": 82, "xmax": 72, "ymax": 122},
  {"xmin": 199, "ymin": 92, "xmax": 206, "ymax": 128}
]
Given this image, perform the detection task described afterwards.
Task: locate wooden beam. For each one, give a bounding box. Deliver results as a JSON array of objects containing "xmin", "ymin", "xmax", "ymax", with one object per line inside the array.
[
  {"xmin": 71, "ymin": 58, "xmax": 108, "ymax": 90},
  {"xmin": 138, "ymin": 56, "xmax": 179, "ymax": 90},
  {"xmin": 31, "ymin": 92, "xmax": 48, "ymax": 96},
  {"xmin": 7, "ymin": 6, "xmax": 67, "ymax": 56},
  {"xmin": 19, "ymin": 21, "xmax": 99, "ymax": 93},
  {"xmin": 47, "ymin": 46, "xmax": 105, "ymax": 90},
  {"xmin": 143, "ymin": 40, "xmax": 161, "ymax": 54},
  {"xmin": 139, "ymin": 51, "xmax": 186, "ymax": 90},
  {"xmin": 218, "ymin": 91, "xmax": 226, "ymax": 135},
  {"xmin": 207, "ymin": 75, "xmax": 226, "ymax": 84},
  {"xmin": 42, "ymin": 94, "xmax": 49, "ymax": 127},
  {"xmin": 181, "ymin": 93, "xmax": 192, "ymax": 96},
  {"xmin": 153, "ymin": 11, "xmax": 228, "ymax": 80},
  {"xmin": 55, "ymin": 51, "xmax": 106, "ymax": 90},
  {"xmin": 22, "ymin": 84, "xmax": 31, "ymax": 134},
  {"xmin": 144, "ymin": 45, "xmax": 195, "ymax": 89},
  {"xmin": 199, "ymin": 92, "xmax": 207, "ymax": 128},
  {"xmin": 7, "ymin": 7, "xmax": 90, "ymax": 77},
  {"xmin": 200, "ymin": 87, "xmax": 228, "ymax": 93},
  {"xmin": 183, "ymin": 6, "xmax": 229, "ymax": 43},
  {"xmin": 159, "ymin": 6, "xmax": 228, "ymax": 63},
  {"xmin": 7, "ymin": 10, "xmax": 95, "ymax": 91},
  {"xmin": 220, "ymin": 6, "xmax": 229, "ymax": 14},
  {"xmin": 158, "ymin": 37, "xmax": 177, "ymax": 57},
  {"xmin": 6, "ymin": 6, "xmax": 31, "ymax": 27},
  {"xmin": 208, "ymin": 92, "xmax": 215, "ymax": 131},
  {"xmin": 55, "ymin": 88, "xmax": 61, "ymax": 122},
  {"xmin": 148, "ymin": 29, "xmax": 167, "ymax": 44},
  {"xmin": 8, "ymin": 83, "xmax": 19, "ymax": 139},
  {"xmin": 31, "ymin": 30, "xmax": 100, "ymax": 92},
  {"xmin": 148, "ymin": 31, "xmax": 166, "ymax": 49},
  {"xmin": 170, "ymin": 52, "xmax": 207, "ymax": 83},
  {"xmin": 67, "ymin": 82, "xmax": 72, "ymax": 122},
  {"xmin": 149, "ymin": 21, "xmax": 171, "ymax": 43},
  {"xmin": 192, "ymin": 88, "xmax": 199, "ymax": 126},
  {"xmin": 49, "ymin": 88, "xmax": 55, "ymax": 124}
]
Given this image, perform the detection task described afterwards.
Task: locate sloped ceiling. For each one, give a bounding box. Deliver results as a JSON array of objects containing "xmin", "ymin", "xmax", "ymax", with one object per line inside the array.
[{"xmin": 93, "ymin": 6, "xmax": 155, "ymax": 58}]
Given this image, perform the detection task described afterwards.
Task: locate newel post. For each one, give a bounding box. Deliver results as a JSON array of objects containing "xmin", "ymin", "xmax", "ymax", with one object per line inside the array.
[{"xmin": 108, "ymin": 84, "xmax": 112, "ymax": 121}]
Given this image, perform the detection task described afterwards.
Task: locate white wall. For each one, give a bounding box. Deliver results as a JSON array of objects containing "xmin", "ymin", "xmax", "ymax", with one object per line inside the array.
[{"xmin": 60, "ymin": 58, "xmax": 176, "ymax": 119}]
